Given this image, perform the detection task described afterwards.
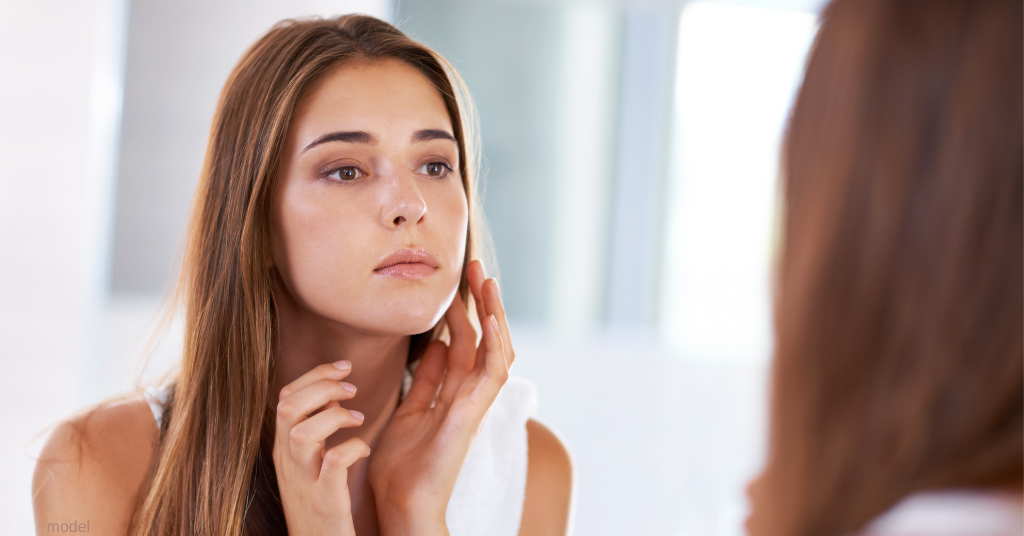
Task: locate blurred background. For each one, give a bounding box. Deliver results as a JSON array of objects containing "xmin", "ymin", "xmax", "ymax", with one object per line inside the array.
[{"xmin": 1, "ymin": 0, "xmax": 822, "ymax": 533}]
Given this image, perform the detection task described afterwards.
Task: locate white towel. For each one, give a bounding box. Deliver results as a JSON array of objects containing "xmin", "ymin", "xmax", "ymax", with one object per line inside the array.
[{"xmin": 439, "ymin": 375, "xmax": 537, "ymax": 536}]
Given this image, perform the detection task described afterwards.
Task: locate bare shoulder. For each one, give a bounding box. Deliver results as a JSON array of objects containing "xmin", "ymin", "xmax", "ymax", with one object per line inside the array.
[
  {"xmin": 32, "ymin": 394, "xmax": 159, "ymax": 535},
  {"xmin": 520, "ymin": 418, "xmax": 574, "ymax": 536}
]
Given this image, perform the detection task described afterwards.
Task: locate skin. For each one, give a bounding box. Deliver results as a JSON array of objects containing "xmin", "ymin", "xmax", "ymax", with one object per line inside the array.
[{"xmin": 32, "ymin": 59, "xmax": 573, "ymax": 535}]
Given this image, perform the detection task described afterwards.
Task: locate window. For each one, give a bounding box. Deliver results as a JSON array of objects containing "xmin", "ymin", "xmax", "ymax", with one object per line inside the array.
[{"xmin": 659, "ymin": 2, "xmax": 817, "ymax": 364}]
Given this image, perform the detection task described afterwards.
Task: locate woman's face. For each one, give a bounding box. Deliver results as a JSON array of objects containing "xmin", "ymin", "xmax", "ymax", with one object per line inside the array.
[{"xmin": 271, "ymin": 58, "xmax": 468, "ymax": 336}]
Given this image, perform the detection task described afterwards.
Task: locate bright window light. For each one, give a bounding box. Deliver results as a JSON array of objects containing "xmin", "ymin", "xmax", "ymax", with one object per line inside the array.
[{"xmin": 659, "ymin": 2, "xmax": 817, "ymax": 364}]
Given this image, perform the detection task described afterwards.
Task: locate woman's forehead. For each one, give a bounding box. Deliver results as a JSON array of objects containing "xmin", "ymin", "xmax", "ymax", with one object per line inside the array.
[{"xmin": 290, "ymin": 58, "xmax": 454, "ymax": 147}]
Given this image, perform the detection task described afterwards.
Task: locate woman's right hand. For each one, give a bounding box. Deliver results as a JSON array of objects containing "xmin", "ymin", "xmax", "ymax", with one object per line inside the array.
[{"xmin": 273, "ymin": 361, "xmax": 369, "ymax": 536}]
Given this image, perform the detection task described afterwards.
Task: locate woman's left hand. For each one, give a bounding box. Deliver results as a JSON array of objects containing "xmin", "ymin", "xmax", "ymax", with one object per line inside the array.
[{"xmin": 367, "ymin": 260, "xmax": 515, "ymax": 536}]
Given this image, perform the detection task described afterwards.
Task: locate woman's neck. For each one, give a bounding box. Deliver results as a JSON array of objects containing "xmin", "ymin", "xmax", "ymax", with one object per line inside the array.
[
  {"xmin": 270, "ymin": 279, "xmax": 410, "ymax": 535},
  {"xmin": 270, "ymin": 282, "xmax": 410, "ymax": 451}
]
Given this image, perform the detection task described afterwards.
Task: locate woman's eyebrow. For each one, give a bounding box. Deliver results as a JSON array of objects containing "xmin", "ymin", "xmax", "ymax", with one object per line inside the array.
[
  {"xmin": 303, "ymin": 130, "xmax": 378, "ymax": 153},
  {"xmin": 412, "ymin": 129, "xmax": 456, "ymax": 143}
]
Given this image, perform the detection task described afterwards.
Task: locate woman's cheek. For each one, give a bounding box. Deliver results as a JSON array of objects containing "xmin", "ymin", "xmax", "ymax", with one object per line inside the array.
[
  {"xmin": 287, "ymin": 210, "xmax": 368, "ymax": 312},
  {"xmin": 437, "ymin": 182, "xmax": 469, "ymax": 267},
  {"xmin": 291, "ymin": 244, "xmax": 353, "ymax": 313}
]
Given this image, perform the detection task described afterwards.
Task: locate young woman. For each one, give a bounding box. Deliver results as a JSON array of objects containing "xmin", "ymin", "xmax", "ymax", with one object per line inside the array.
[
  {"xmin": 32, "ymin": 15, "xmax": 573, "ymax": 536},
  {"xmin": 747, "ymin": 0, "xmax": 1021, "ymax": 534}
]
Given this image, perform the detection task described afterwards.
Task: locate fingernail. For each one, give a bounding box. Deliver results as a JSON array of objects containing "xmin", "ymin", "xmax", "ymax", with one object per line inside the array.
[
  {"xmin": 341, "ymin": 382, "xmax": 356, "ymax": 393},
  {"xmin": 490, "ymin": 315, "xmax": 498, "ymax": 331},
  {"xmin": 333, "ymin": 360, "xmax": 351, "ymax": 370},
  {"xmin": 351, "ymin": 410, "xmax": 364, "ymax": 421}
]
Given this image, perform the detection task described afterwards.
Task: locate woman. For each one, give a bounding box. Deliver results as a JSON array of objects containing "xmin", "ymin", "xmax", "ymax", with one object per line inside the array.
[
  {"xmin": 32, "ymin": 15, "xmax": 573, "ymax": 536},
  {"xmin": 748, "ymin": 0, "xmax": 1021, "ymax": 534}
]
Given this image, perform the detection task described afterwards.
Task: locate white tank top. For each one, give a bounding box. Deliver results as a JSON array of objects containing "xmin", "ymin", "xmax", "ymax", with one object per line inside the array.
[{"xmin": 144, "ymin": 371, "xmax": 537, "ymax": 536}]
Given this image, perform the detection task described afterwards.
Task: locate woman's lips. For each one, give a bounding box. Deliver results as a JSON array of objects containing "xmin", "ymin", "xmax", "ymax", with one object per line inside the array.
[
  {"xmin": 375, "ymin": 263, "xmax": 436, "ymax": 278},
  {"xmin": 373, "ymin": 248, "xmax": 439, "ymax": 279}
]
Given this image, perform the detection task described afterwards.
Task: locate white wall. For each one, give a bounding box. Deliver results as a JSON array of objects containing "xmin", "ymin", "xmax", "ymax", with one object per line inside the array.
[
  {"xmin": 0, "ymin": 0, "xmax": 128, "ymax": 532},
  {"xmin": 512, "ymin": 329, "xmax": 769, "ymax": 536}
]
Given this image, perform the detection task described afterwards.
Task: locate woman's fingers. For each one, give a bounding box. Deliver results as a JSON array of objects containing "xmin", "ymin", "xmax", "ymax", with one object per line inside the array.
[
  {"xmin": 466, "ymin": 314, "xmax": 508, "ymax": 410},
  {"xmin": 477, "ymin": 277, "xmax": 515, "ymax": 370},
  {"xmin": 482, "ymin": 315, "xmax": 509, "ymax": 384},
  {"xmin": 279, "ymin": 361, "xmax": 353, "ymax": 401},
  {"xmin": 444, "ymin": 292, "xmax": 477, "ymax": 372},
  {"xmin": 272, "ymin": 364, "xmax": 365, "ymax": 533},
  {"xmin": 276, "ymin": 378, "xmax": 358, "ymax": 471},
  {"xmin": 439, "ymin": 293, "xmax": 481, "ymax": 407},
  {"xmin": 435, "ymin": 260, "xmax": 515, "ymax": 414},
  {"xmin": 319, "ymin": 437, "xmax": 370, "ymax": 503},
  {"xmin": 278, "ymin": 378, "xmax": 357, "ymax": 428},
  {"xmin": 288, "ymin": 406, "xmax": 365, "ymax": 473},
  {"xmin": 463, "ymin": 259, "xmax": 515, "ymax": 370},
  {"xmin": 400, "ymin": 340, "xmax": 447, "ymax": 412},
  {"xmin": 467, "ymin": 259, "xmax": 489, "ymax": 327}
]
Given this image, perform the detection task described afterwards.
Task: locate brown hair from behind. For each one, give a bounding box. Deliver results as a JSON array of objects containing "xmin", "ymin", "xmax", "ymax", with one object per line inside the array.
[
  {"xmin": 748, "ymin": 0, "xmax": 1023, "ymax": 534},
  {"xmin": 127, "ymin": 15, "xmax": 484, "ymax": 536}
]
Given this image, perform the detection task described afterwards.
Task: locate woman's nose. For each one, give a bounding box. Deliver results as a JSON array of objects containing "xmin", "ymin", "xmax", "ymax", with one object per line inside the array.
[{"xmin": 380, "ymin": 174, "xmax": 427, "ymax": 229}]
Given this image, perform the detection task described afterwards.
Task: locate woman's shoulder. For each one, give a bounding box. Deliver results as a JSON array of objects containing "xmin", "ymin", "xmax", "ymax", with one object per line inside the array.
[
  {"xmin": 493, "ymin": 376, "xmax": 573, "ymax": 532},
  {"xmin": 32, "ymin": 394, "xmax": 159, "ymax": 533},
  {"xmin": 521, "ymin": 418, "xmax": 573, "ymax": 535},
  {"xmin": 525, "ymin": 419, "xmax": 572, "ymax": 490}
]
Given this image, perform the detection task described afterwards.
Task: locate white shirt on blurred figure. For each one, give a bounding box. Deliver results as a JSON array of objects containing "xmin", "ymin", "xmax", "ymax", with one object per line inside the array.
[{"xmin": 862, "ymin": 490, "xmax": 1023, "ymax": 536}]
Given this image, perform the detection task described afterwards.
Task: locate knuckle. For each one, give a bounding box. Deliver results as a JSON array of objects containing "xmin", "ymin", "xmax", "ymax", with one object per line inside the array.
[
  {"xmin": 322, "ymin": 448, "xmax": 343, "ymax": 468},
  {"xmin": 277, "ymin": 399, "xmax": 297, "ymax": 420},
  {"xmin": 323, "ymin": 447, "xmax": 353, "ymax": 469},
  {"xmin": 288, "ymin": 425, "xmax": 310, "ymax": 447}
]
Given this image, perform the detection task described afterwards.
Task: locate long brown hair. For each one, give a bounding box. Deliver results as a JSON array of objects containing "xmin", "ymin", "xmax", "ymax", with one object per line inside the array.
[
  {"xmin": 749, "ymin": 0, "xmax": 1023, "ymax": 534},
  {"xmin": 130, "ymin": 15, "xmax": 483, "ymax": 535}
]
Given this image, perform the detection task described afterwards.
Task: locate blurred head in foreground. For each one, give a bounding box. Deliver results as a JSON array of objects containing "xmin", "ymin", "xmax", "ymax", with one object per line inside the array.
[{"xmin": 748, "ymin": 0, "xmax": 1022, "ymax": 534}]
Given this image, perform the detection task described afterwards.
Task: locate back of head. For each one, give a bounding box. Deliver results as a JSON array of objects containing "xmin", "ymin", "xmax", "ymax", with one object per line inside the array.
[{"xmin": 750, "ymin": 0, "xmax": 1023, "ymax": 534}]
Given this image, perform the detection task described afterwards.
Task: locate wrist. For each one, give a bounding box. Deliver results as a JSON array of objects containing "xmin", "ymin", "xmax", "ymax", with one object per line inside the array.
[
  {"xmin": 379, "ymin": 514, "xmax": 448, "ymax": 536},
  {"xmin": 374, "ymin": 485, "xmax": 451, "ymax": 536}
]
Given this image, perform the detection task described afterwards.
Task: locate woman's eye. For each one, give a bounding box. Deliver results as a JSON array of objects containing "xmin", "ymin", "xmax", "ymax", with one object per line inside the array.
[
  {"xmin": 419, "ymin": 162, "xmax": 452, "ymax": 178},
  {"xmin": 326, "ymin": 166, "xmax": 363, "ymax": 181}
]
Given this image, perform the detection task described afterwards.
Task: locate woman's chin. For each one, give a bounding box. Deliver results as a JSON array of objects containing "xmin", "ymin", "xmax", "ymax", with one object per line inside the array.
[{"xmin": 351, "ymin": 307, "xmax": 446, "ymax": 337}]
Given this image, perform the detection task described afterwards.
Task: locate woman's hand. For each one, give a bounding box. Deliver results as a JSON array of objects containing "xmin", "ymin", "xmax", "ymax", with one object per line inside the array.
[
  {"xmin": 368, "ymin": 260, "xmax": 516, "ymax": 536},
  {"xmin": 273, "ymin": 361, "xmax": 370, "ymax": 536}
]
